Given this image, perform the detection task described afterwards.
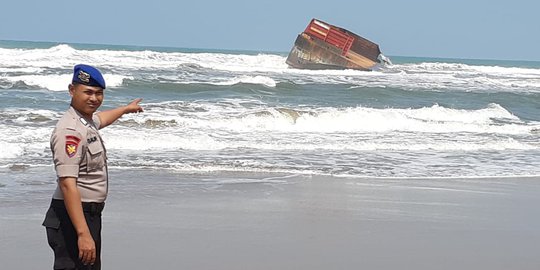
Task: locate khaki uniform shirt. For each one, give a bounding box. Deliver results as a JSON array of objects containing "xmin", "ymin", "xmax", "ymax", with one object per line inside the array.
[{"xmin": 51, "ymin": 106, "xmax": 108, "ymax": 203}]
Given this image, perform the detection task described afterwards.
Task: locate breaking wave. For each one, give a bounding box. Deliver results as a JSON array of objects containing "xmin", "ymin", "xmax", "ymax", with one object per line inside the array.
[{"xmin": 0, "ymin": 44, "xmax": 539, "ymax": 92}]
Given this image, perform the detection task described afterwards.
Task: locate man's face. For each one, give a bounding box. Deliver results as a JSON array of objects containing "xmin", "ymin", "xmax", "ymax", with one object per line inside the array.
[{"xmin": 69, "ymin": 83, "xmax": 104, "ymax": 117}]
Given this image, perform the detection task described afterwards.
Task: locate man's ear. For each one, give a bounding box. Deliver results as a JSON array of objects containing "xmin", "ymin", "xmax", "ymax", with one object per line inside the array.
[{"xmin": 68, "ymin": 84, "xmax": 75, "ymax": 97}]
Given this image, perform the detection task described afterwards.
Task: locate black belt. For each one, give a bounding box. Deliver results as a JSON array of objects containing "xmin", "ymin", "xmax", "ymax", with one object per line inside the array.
[{"xmin": 51, "ymin": 199, "xmax": 105, "ymax": 215}]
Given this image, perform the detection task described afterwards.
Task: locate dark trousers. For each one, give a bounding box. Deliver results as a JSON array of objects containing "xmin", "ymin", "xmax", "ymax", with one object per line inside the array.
[{"xmin": 43, "ymin": 199, "xmax": 104, "ymax": 270}]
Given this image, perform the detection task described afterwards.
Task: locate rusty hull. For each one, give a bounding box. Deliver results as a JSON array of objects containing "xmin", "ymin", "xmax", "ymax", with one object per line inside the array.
[{"xmin": 286, "ymin": 19, "xmax": 382, "ymax": 71}]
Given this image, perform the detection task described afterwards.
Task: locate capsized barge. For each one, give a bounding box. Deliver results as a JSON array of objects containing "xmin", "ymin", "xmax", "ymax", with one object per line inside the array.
[{"xmin": 286, "ymin": 19, "xmax": 387, "ymax": 71}]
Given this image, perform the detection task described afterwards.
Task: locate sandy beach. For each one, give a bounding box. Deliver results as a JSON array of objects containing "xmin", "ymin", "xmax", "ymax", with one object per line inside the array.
[{"xmin": 1, "ymin": 168, "xmax": 540, "ymax": 269}]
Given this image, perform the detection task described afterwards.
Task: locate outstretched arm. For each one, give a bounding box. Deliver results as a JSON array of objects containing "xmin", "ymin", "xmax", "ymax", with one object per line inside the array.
[{"xmin": 97, "ymin": 98, "xmax": 143, "ymax": 129}]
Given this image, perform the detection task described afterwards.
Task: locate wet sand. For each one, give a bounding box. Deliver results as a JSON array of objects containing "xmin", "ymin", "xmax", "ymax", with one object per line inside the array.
[{"xmin": 2, "ymin": 168, "xmax": 540, "ymax": 269}]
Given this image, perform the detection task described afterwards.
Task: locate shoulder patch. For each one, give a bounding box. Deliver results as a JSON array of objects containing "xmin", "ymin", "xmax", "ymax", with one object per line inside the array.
[{"xmin": 65, "ymin": 135, "xmax": 81, "ymax": 158}]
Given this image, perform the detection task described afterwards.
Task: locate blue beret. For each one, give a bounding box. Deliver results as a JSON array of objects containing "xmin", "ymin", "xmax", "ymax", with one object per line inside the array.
[{"xmin": 72, "ymin": 64, "xmax": 106, "ymax": 89}]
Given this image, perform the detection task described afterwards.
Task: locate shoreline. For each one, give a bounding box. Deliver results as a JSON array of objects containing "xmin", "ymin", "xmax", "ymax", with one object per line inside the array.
[{"xmin": 2, "ymin": 169, "xmax": 540, "ymax": 269}]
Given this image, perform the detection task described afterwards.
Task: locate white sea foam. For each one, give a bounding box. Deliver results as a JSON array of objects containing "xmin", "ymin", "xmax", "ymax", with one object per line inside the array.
[
  {"xmin": 101, "ymin": 129, "xmax": 535, "ymax": 152},
  {"xmin": 124, "ymin": 102, "xmax": 529, "ymax": 135},
  {"xmin": 0, "ymin": 142, "xmax": 22, "ymax": 159},
  {"xmin": 1, "ymin": 45, "xmax": 540, "ymax": 92},
  {"xmin": 214, "ymin": 76, "xmax": 277, "ymax": 87},
  {"xmin": 1, "ymin": 74, "xmax": 130, "ymax": 91},
  {"xmin": 192, "ymin": 53, "xmax": 288, "ymax": 72},
  {"xmin": 0, "ymin": 45, "xmax": 287, "ymax": 72},
  {"xmin": 0, "ymin": 67, "xmax": 44, "ymax": 73},
  {"xmin": 82, "ymin": 102, "xmax": 538, "ymax": 155},
  {"xmin": 379, "ymin": 62, "xmax": 540, "ymax": 91},
  {"xmin": 0, "ymin": 124, "xmax": 50, "ymax": 160},
  {"xmin": 2, "ymin": 102, "xmax": 535, "ymax": 161}
]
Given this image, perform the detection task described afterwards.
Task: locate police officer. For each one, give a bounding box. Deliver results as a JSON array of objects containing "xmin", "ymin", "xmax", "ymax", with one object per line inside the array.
[{"xmin": 43, "ymin": 64, "xmax": 143, "ymax": 270}]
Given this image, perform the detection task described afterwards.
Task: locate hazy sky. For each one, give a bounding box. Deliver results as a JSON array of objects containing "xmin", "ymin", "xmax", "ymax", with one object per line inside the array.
[{"xmin": 1, "ymin": 0, "xmax": 538, "ymax": 60}]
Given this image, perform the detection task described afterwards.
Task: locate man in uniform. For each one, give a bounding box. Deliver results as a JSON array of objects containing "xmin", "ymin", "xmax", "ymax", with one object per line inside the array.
[{"xmin": 42, "ymin": 64, "xmax": 143, "ymax": 269}]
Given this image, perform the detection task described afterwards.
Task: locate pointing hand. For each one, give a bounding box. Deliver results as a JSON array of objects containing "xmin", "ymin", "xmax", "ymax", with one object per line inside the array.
[{"xmin": 125, "ymin": 98, "xmax": 144, "ymax": 114}]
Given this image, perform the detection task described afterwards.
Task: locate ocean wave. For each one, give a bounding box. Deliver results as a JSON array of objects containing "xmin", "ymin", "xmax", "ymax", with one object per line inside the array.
[
  {"xmin": 0, "ymin": 44, "xmax": 287, "ymax": 72},
  {"xmin": 0, "ymin": 108, "xmax": 60, "ymax": 124},
  {"xmin": 0, "ymin": 74, "xmax": 130, "ymax": 91},
  {"xmin": 0, "ymin": 142, "xmax": 22, "ymax": 159},
  {"xmin": 2, "ymin": 102, "xmax": 532, "ymax": 162},
  {"xmin": 0, "ymin": 124, "xmax": 50, "ymax": 160},
  {"xmin": 1, "ymin": 45, "xmax": 539, "ymax": 93},
  {"xmin": 104, "ymin": 153, "xmax": 540, "ymax": 178},
  {"xmin": 100, "ymin": 131, "xmax": 536, "ymax": 152},
  {"xmin": 118, "ymin": 101, "xmax": 530, "ymax": 134},
  {"xmin": 1, "ymin": 108, "xmax": 537, "ymax": 178},
  {"xmin": 213, "ymin": 76, "xmax": 277, "ymax": 87}
]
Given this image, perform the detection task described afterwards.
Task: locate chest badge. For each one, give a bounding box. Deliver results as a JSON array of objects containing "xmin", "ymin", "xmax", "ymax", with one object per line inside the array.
[{"xmin": 65, "ymin": 135, "xmax": 81, "ymax": 158}]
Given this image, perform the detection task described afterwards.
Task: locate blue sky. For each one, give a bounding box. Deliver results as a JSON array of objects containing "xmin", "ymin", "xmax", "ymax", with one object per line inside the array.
[{"xmin": 1, "ymin": 0, "xmax": 538, "ymax": 61}]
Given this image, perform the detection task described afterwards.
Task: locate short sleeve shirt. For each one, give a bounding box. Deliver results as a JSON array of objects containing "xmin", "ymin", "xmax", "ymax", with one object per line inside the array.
[{"xmin": 51, "ymin": 106, "xmax": 108, "ymax": 202}]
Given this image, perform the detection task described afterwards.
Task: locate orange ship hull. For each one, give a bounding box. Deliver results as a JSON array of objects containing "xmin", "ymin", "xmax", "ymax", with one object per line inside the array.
[{"xmin": 286, "ymin": 19, "xmax": 383, "ymax": 71}]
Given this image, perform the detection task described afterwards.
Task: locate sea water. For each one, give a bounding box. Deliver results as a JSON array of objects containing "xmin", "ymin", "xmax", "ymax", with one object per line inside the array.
[{"xmin": 1, "ymin": 40, "xmax": 539, "ymax": 186}]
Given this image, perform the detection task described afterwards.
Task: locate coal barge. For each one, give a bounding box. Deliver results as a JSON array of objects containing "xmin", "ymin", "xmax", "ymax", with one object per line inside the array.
[{"xmin": 286, "ymin": 19, "xmax": 387, "ymax": 71}]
